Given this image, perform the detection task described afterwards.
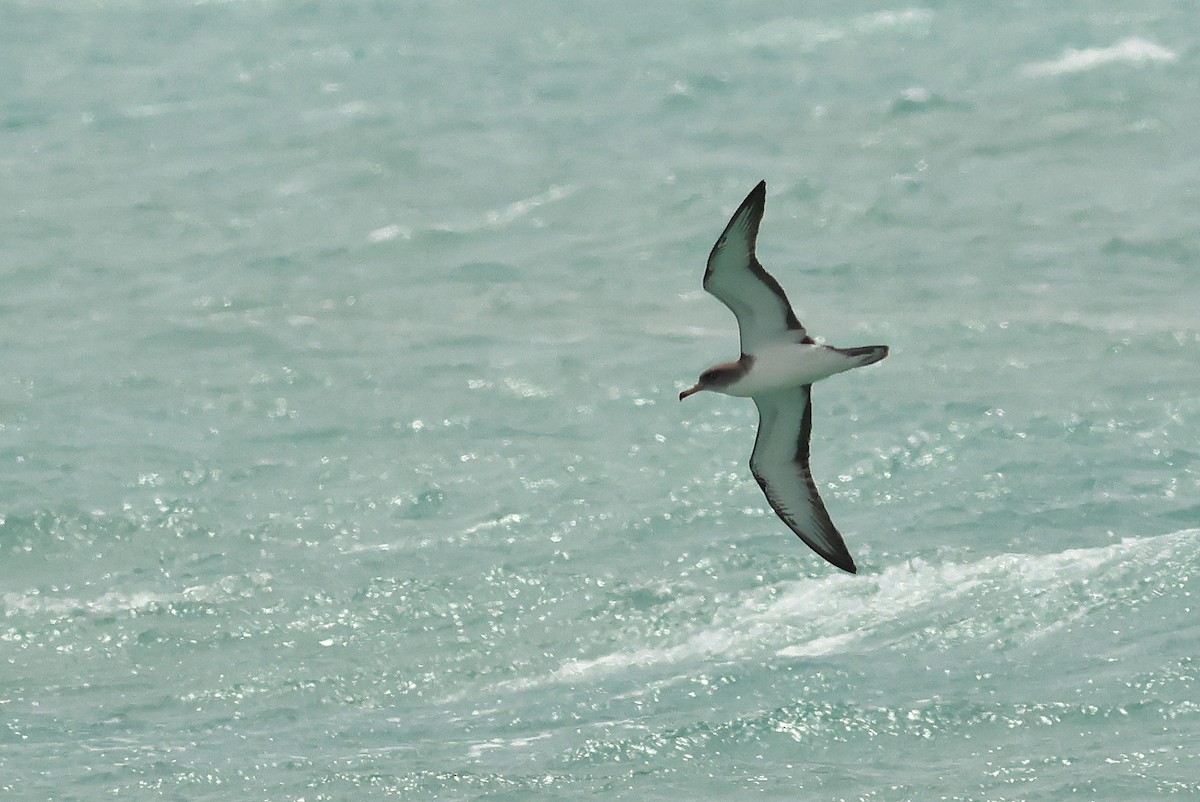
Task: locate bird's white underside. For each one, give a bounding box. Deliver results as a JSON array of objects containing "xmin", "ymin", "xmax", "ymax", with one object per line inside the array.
[{"xmin": 713, "ymin": 343, "xmax": 865, "ymax": 398}]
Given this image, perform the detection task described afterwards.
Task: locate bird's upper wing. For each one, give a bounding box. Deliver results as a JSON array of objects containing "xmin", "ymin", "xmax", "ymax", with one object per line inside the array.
[
  {"xmin": 750, "ymin": 387, "xmax": 856, "ymax": 573},
  {"xmin": 704, "ymin": 181, "xmax": 811, "ymax": 354}
]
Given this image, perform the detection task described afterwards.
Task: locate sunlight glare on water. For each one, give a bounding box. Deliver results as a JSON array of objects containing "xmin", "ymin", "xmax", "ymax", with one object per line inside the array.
[{"xmin": 2, "ymin": 1, "xmax": 1198, "ymax": 799}]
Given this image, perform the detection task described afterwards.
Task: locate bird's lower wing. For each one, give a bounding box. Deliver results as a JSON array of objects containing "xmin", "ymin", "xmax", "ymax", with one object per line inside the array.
[{"xmin": 750, "ymin": 387, "xmax": 856, "ymax": 573}]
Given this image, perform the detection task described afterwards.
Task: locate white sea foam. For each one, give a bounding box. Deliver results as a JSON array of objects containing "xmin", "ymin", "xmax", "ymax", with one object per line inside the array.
[
  {"xmin": 1024, "ymin": 37, "xmax": 1177, "ymax": 76},
  {"xmin": 466, "ymin": 732, "xmax": 553, "ymax": 759},
  {"xmin": 498, "ymin": 529, "xmax": 1198, "ymax": 690},
  {"xmin": 481, "ymin": 185, "xmax": 575, "ymax": 228},
  {"xmin": 1, "ymin": 573, "xmax": 273, "ymax": 619},
  {"xmin": 733, "ymin": 8, "xmax": 932, "ymax": 51}
]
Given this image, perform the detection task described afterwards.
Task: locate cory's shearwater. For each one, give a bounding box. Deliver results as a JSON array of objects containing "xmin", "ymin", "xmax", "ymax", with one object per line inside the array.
[{"xmin": 679, "ymin": 180, "xmax": 888, "ymax": 574}]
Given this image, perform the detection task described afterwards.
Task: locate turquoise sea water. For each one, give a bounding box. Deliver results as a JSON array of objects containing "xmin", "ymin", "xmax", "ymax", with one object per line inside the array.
[{"xmin": 3, "ymin": 2, "xmax": 1199, "ymax": 799}]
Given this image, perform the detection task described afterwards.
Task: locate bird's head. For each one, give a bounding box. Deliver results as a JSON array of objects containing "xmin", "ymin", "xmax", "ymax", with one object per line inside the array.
[
  {"xmin": 678, "ymin": 380, "xmax": 704, "ymax": 401},
  {"xmin": 679, "ymin": 359, "xmax": 748, "ymax": 401}
]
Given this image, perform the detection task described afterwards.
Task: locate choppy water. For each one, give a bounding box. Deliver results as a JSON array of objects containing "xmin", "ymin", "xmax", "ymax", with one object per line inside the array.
[{"xmin": 3, "ymin": 2, "xmax": 1199, "ymax": 799}]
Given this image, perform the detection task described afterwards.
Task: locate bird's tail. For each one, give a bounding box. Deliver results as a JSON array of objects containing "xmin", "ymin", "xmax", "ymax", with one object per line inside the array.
[{"xmin": 834, "ymin": 344, "xmax": 889, "ymax": 369}]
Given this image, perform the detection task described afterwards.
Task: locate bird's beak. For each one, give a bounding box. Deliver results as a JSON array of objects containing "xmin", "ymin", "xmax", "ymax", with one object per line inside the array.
[{"xmin": 679, "ymin": 383, "xmax": 702, "ymax": 401}]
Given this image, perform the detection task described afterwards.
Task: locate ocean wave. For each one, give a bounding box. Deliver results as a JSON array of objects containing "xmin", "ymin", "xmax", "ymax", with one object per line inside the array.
[
  {"xmin": 504, "ymin": 529, "xmax": 1198, "ymax": 690},
  {"xmin": 734, "ymin": 8, "xmax": 933, "ymax": 51},
  {"xmin": 1, "ymin": 572, "xmax": 273, "ymax": 621},
  {"xmin": 1024, "ymin": 37, "xmax": 1177, "ymax": 77}
]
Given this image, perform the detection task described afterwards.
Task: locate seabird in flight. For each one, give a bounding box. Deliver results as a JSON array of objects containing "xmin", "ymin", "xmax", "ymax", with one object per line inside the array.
[{"xmin": 679, "ymin": 180, "xmax": 888, "ymax": 573}]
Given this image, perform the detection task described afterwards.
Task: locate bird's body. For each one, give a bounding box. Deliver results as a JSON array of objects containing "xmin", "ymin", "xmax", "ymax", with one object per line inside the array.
[
  {"xmin": 679, "ymin": 181, "xmax": 888, "ymax": 574},
  {"xmin": 697, "ymin": 342, "xmax": 884, "ymax": 398}
]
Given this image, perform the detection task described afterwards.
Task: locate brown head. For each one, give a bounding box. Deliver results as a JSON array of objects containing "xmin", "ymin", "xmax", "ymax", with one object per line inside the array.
[{"xmin": 678, "ymin": 356, "xmax": 752, "ymax": 400}]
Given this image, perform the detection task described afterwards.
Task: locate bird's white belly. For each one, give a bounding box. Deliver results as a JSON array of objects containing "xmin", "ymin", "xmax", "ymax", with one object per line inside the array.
[{"xmin": 721, "ymin": 344, "xmax": 852, "ymax": 397}]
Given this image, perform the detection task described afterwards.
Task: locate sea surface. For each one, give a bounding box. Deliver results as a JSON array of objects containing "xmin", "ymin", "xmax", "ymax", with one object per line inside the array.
[{"xmin": 2, "ymin": 1, "xmax": 1199, "ymax": 799}]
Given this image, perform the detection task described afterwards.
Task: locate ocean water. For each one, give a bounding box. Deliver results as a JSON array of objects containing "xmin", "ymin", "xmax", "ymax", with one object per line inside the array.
[{"xmin": 2, "ymin": 1, "xmax": 1199, "ymax": 799}]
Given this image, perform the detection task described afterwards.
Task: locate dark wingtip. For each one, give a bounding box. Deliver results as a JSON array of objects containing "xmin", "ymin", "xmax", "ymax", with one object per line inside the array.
[
  {"xmin": 732, "ymin": 181, "xmax": 768, "ymax": 240},
  {"xmin": 733, "ymin": 181, "xmax": 766, "ymax": 218},
  {"xmin": 749, "ymin": 180, "xmax": 766, "ymax": 205},
  {"xmin": 825, "ymin": 550, "xmax": 857, "ymax": 574}
]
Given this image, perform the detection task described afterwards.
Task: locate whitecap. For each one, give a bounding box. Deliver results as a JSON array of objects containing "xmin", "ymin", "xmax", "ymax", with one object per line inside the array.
[
  {"xmin": 481, "ymin": 184, "xmax": 575, "ymax": 228},
  {"xmin": 733, "ymin": 8, "xmax": 932, "ymax": 52},
  {"xmin": 476, "ymin": 528, "xmax": 1198, "ymax": 695},
  {"xmin": 1024, "ymin": 37, "xmax": 1177, "ymax": 77}
]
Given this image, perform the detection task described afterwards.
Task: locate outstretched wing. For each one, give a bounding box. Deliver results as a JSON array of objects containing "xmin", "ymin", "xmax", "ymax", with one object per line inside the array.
[
  {"xmin": 704, "ymin": 181, "xmax": 811, "ymax": 354},
  {"xmin": 749, "ymin": 387, "xmax": 856, "ymax": 573}
]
